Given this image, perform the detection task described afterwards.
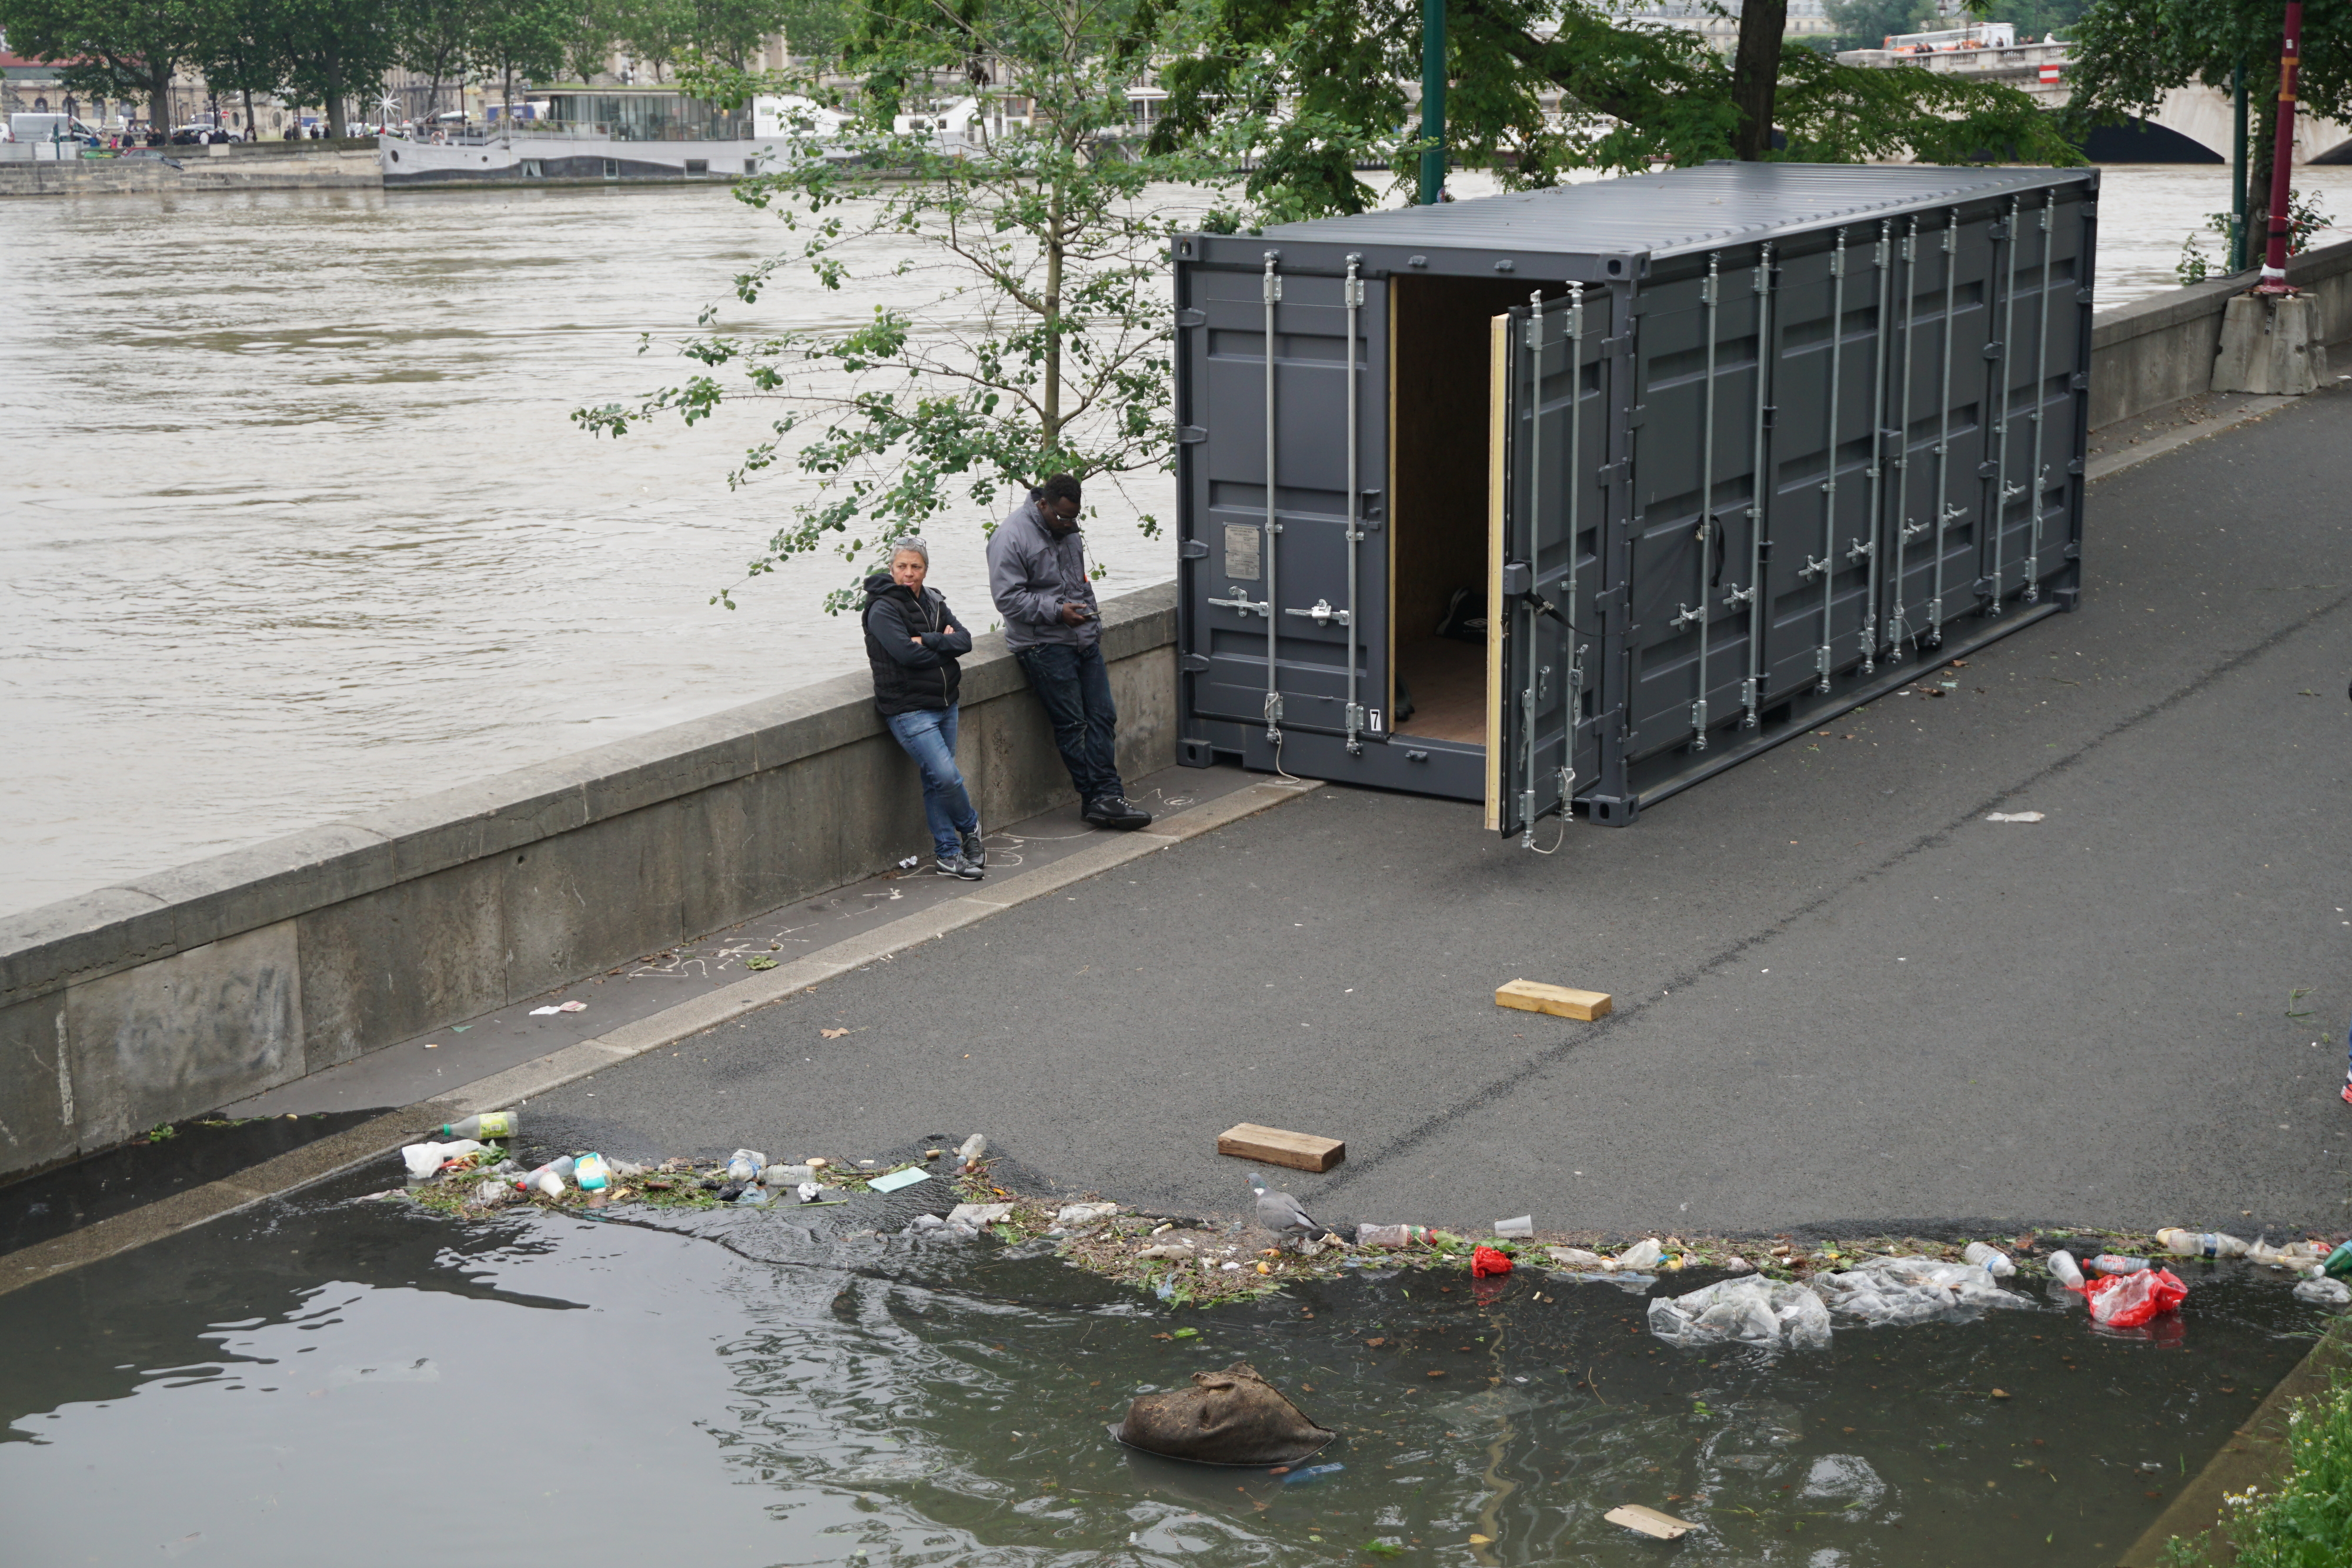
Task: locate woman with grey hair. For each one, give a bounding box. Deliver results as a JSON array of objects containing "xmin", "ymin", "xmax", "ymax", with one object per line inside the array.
[{"xmin": 863, "ymin": 537, "xmax": 984, "ymax": 879}]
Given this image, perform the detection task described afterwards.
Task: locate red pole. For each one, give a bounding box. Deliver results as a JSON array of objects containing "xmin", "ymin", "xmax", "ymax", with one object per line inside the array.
[{"xmin": 2257, "ymin": 0, "xmax": 2303, "ymax": 293}]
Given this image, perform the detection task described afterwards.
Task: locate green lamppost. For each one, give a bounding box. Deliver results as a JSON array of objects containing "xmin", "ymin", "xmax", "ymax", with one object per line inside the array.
[{"xmin": 1419, "ymin": 0, "xmax": 1445, "ymax": 203}]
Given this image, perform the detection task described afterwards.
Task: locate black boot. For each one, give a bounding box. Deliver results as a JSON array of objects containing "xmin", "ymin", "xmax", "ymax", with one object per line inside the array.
[{"xmin": 1083, "ymin": 795, "xmax": 1152, "ymax": 830}]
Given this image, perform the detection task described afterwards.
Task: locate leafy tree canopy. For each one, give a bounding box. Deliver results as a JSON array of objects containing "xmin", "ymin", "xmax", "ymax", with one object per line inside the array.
[{"xmin": 1151, "ymin": 0, "xmax": 2079, "ymax": 222}]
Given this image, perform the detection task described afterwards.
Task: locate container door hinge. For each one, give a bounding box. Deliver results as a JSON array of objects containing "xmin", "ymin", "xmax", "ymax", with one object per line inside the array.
[
  {"xmin": 2062, "ymin": 540, "xmax": 2081, "ymax": 560},
  {"xmin": 2076, "ymin": 287, "xmax": 2096, "ymax": 305},
  {"xmin": 1180, "ymin": 538, "xmax": 1209, "ymax": 559},
  {"xmin": 1977, "ymin": 460, "xmax": 2000, "ymax": 479},
  {"xmin": 2066, "ymin": 456, "xmax": 2085, "ymax": 475},
  {"xmin": 1177, "ymin": 308, "xmax": 1206, "ymax": 328},
  {"xmin": 1625, "ymin": 403, "xmax": 1648, "ymax": 430},
  {"xmin": 1600, "ymin": 330, "xmax": 1634, "ymax": 356},
  {"xmin": 1596, "ymin": 585, "xmax": 1629, "ymax": 619},
  {"xmin": 1180, "ymin": 653, "xmax": 1211, "ymax": 673},
  {"xmin": 1982, "ymin": 341, "xmax": 2004, "ymax": 360},
  {"xmin": 1599, "ymin": 459, "xmax": 1631, "ymax": 488},
  {"xmin": 1761, "ymin": 403, "xmax": 1778, "ymax": 430},
  {"xmin": 2070, "ymin": 371, "xmax": 2089, "ymax": 391},
  {"xmin": 1177, "ymin": 425, "xmax": 1207, "ymax": 444}
]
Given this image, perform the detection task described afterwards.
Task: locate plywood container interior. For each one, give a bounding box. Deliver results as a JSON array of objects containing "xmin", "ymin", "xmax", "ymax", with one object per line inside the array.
[{"xmin": 1387, "ymin": 275, "xmax": 1558, "ymax": 747}]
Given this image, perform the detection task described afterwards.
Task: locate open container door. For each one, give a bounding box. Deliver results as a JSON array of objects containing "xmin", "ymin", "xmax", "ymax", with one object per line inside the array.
[
  {"xmin": 1180, "ymin": 251, "xmax": 1389, "ymax": 770},
  {"xmin": 1485, "ymin": 290, "xmax": 1605, "ymax": 842}
]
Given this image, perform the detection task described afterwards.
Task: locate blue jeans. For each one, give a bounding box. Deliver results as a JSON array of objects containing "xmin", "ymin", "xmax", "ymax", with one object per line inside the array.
[
  {"xmin": 1014, "ymin": 641, "xmax": 1125, "ymax": 804},
  {"xmin": 885, "ymin": 706, "xmax": 979, "ymax": 860}
]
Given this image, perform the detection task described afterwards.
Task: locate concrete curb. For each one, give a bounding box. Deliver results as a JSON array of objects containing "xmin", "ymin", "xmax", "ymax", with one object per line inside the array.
[
  {"xmin": 0, "ymin": 777, "xmax": 1317, "ymax": 1297},
  {"xmin": 2086, "ymin": 393, "xmax": 2306, "ymax": 486},
  {"xmin": 2117, "ymin": 1316, "xmax": 2350, "ymax": 1567}
]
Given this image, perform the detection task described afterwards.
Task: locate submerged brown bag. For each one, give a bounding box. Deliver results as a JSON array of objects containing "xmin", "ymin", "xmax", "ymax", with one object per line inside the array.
[{"xmin": 1114, "ymin": 1361, "xmax": 1336, "ymax": 1465}]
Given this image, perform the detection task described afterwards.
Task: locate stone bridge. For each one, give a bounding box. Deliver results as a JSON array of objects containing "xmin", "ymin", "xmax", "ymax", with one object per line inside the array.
[{"xmin": 1836, "ymin": 41, "xmax": 2352, "ymax": 164}]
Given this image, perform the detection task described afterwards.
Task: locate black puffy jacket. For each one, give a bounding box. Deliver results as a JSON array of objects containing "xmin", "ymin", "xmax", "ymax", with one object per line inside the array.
[{"xmin": 863, "ymin": 571, "xmax": 973, "ymax": 716}]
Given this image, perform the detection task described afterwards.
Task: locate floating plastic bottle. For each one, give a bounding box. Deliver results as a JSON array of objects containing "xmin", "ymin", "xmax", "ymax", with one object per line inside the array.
[
  {"xmin": 764, "ymin": 1164, "xmax": 815, "ymax": 1188},
  {"xmin": 1962, "ymin": 1242, "xmax": 2016, "ymax": 1278},
  {"xmin": 2156, "ymin": 1229, "xmax": 2250, "ymax": 1259},
  {"xmin": 958, "ymin": 1134, "xmax": 988, "ymax": 1162},
  {"xmin": 1356, "ymin": 1224, "xmax": 1432, "ymax": 1248},
  {"xmin": 2049, "ymin": 1250, "xmax": 2086, "ymax": 1288},
  {"xmin": 2327, "ymin": 1240, "xmax": 2352, "ymax": 1281},
  {"xmin": 575, "ymin": 1153, "xmax": 611, "ymax": 1192},
  {"xmin": 438, "ymin": 1112, "xmax": 516, "ymax": 1141},
  {"xmin": 515, "ymin": 1155, "xmax": 575, "ymax": 1193},
  {"xmin": 2088, "ymin": 1253, "xmax": 2149, "ymax": 1276}
]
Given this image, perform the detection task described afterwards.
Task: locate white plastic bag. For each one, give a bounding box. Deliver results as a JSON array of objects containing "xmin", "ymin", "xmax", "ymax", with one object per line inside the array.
[
  {"xmin": 1649, "ymin": 1277, "xmax": 1832, "ymax": 1351},
  {"xmin": 1811, "ymin": 1255, "xmax": 2031, "ymax": 1327},
  {"xmin": 2293, "ymin": 1278, "xmax": 2351, "ymax": 1308},
  {"xmin": 400, "ymin": 1139, "xmax": 483, "ymax": 1178}
]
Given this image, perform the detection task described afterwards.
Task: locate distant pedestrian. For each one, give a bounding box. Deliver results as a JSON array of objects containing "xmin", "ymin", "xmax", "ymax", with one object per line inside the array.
[
  {"xmin": 987, "ymin": 473, "xmax": 1151, "ymax": 830},
  {"xmin": 864, "ymin": 538, "xmax": 985, "ymax": 880}
]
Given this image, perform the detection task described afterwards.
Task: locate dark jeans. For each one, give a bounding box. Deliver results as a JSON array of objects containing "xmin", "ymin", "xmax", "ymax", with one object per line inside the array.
[{"xmin": 1014, "ymin": 640, "xmax": 1125, "ymax": 804}]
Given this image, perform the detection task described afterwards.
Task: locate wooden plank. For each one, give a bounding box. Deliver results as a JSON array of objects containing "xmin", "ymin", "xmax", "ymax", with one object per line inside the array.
[
  {"xmin": 1495, "ymin": 978, "xmax": 1614, "ymax": 1021},
  {"xmin": 1604, "ymin": 1505, "xmax": 1695, "ymax": 1540},
  {"xmin": 1217, "ymin": 1122, "xmax": 1346, "ymax": 1174}
]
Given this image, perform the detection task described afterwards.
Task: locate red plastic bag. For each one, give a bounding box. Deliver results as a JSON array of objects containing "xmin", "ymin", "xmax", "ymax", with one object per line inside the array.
[
  {"xmin": 2086, "ymin": 1267, "xmax": 2187, "ymax": 1328},
  {"xmin": 1471, "ymin": 1245, "xmax": 1514, "ymax": 1279}
]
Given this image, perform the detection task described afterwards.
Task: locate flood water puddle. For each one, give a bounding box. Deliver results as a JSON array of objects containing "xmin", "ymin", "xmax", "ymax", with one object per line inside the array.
[{"xmin": 0, "ymin": 1176, "xmax": 2327, "ymax": 1565}]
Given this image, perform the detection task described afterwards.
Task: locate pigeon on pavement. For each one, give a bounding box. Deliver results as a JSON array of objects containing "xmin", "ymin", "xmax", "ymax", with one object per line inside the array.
[{"xmin": 1247, "ymin": 1171, "xmax": 1321, "ymax": 1239}]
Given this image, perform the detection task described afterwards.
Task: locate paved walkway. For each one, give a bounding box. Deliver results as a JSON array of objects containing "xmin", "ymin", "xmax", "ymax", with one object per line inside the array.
[{"xmin": 531, "ymin": 391, "xmax": 2352, "ymax": 1242}]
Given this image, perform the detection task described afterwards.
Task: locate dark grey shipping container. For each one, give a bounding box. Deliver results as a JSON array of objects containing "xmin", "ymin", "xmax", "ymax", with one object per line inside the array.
[{"xmin": 1170, "ymin": 162, "xmax": 2099, "ymax": 838}]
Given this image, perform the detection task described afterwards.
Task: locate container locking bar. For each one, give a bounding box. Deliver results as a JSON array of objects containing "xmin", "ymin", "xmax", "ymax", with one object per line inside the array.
[
  {"xmin": 1739, "ymin": 243, "xmax": 1776, "ymax": 729},
  {"xmin": 1986, "ymin": 195, "xmax": 2021, "ymax": 618},
  {"xmin": 1928, "ymin": 208, "xmax": 1961, "ymax": 647},
  {"xmin": 2023, "ymin": 192, "xmax": 2056, "ymax": 603},
  {"xmin": 1210, "ymin": 590, "xmax": 1272, "ymax": 617},
  {"xmin": 1815, "ymin": 227, "xmax": 1847, "ymax": 695},
  {"xmin": 1342, "ymin": 253, "xmax": 1365, "ymax": 754},
  {"xmin": 1892, "ymin": 234, "xmax": 1925, "ymax": 656},
  {"xmin": 1260, "ymin": 251, "xmax": 1284, "ymax": 745},
  {"xmin": 1690, "ymin": 254, "xmax": 1720, "ymax": 750}
]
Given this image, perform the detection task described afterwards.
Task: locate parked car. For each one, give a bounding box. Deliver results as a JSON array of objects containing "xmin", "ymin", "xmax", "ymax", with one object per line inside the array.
[{"xmin": 169, "ymin": 123, "xmax": 239, "ymax": 145}]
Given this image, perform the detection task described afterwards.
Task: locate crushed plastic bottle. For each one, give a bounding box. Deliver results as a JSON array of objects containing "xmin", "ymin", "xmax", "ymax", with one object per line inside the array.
[
  {"xmin": 1494, "ymin": 1216, "xmax": 1535, "ymax": 1238},
  {"xmin": 2156, "ymin": 1229, "xmax": 2250, "ymax": 1259},
  {"xmin": 1962, "ymin": 1242, "xmax": 2017, "ymax": 1278},
  {"xmin": 2087, "ymin": 1253, "xmax": 2149, "ymax": 1276},
  {"xmin": 725, "ymin": 1149, "xmax": 767, "ymax": 1184},
  {"xmin": 2327, "ymin": 1240, "xmax": 2352, "ymax": 1281},
  {"xmin": 1615, "ymin": 1238, "xmax": 1665, "ymax": 1271},
  {"xmin": 958, "ymin": 1134, "xmax": 988, "ymax": 1162},
  {"xmin": 437, "ymin": 1112, "xmax": 516, "ymax": 1141},
  {"xmin": 515, "ymin": 1155, "xmax": 576, "ymax": 1193},
  {"xmin": 2049, "ymin": 1250, "xmax": 2086, "ymax": 1289},
  {"xmin": 1357, "ymin": 1224, "xmax": 1432, "ymax": 1248}
]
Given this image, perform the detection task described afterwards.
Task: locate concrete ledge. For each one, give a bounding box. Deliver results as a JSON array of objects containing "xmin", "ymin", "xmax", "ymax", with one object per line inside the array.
[
  {"xmin": 0, "ymin": 776, "xmax": 1317, "ymax": 1290},
  {"xmin": 2090, "ymin": 235, "xmax": 2352, "ymax": 429},
  {"xmin": 0, "ymin": 583, "xmax": 1178, "ymax": 1176}
]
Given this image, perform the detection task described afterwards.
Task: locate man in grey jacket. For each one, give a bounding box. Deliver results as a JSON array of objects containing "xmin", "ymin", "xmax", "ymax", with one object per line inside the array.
[{"xmin": 987, "ymin": 473, "xmax": 1152, "ymax": 829}]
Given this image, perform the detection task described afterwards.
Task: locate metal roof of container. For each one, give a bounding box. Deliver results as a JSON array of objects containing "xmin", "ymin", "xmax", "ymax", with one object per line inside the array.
[{"xmin": 1250, "ymin": 161, "xmax": 2095, "ymax": 263}]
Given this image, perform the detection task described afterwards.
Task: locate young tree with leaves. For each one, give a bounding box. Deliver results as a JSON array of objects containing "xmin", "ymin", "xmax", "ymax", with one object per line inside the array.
[
  {"xmin": 576, "ymin": 0, "xmax": 1232, "ymax": 610},
  {"xmin": 399, "ymin": 0, "xmax": 482, "ymax": 120},
  {"xmin": 272, "ymin": 0, "xmax": 404, "ymax": 135},
  {"xmin": 195, "ymin": 0, "xmax": 286, "ymax": 137},
  {"xmin": 475, "ymin": 0, "xmax": 571, "ymax": 129},
  {"xmin": 0, "ymin": 0, "xmax": 208, "ymax": 131},
  {"xmin": 2068, "ymin": 0, "xmax": 2352, "ymax": 262}
]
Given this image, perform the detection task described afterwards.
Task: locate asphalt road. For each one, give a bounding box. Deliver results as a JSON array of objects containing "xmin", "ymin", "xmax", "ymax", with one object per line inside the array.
[{"xmin": 532, "ymin": 391, "xmax": 2352, "ymax": 1242}]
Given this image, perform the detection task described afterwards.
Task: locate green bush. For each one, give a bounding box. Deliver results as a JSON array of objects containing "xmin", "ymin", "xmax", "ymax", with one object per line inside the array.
[{"xmin": 2216, "ymin": 1358, "xmax": 2352, "ymax": 1568}]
